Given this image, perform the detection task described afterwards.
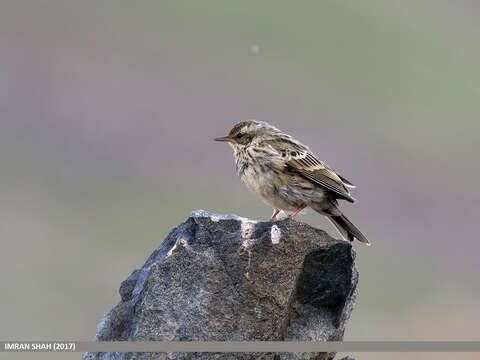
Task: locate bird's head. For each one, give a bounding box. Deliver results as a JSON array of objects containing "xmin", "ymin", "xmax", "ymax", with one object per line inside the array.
[{"xmin": 214, "ymin": 120, "xmax": 279, "ymax": 150}]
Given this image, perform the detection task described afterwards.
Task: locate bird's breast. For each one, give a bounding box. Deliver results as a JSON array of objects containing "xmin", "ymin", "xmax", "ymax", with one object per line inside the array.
[{"xmin": 239, "ymin": 157, "xmax": 286, "ymax": 198}]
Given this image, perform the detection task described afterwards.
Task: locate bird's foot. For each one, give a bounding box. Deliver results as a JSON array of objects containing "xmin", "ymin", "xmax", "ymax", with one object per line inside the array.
[
  {"xmin": 270, "ymin": 208, "xmax": 280, "ymax": 221},
  {"xmin": 288, "ymin": 204, "xmax": 307, "ymax": 219}
]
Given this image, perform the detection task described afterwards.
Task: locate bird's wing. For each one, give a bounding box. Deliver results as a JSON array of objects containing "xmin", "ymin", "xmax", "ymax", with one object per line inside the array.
[
  {"xmin": 265, "ymin": 138, "xmax": 355, "ymax": 202},
  {"xmin": 337, "ymin": 174, "xmax": 356, "ymax": 188}
]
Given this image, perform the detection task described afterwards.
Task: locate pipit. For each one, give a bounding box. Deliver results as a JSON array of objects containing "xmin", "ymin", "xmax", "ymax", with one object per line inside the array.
[{"xmin": 215, "ymin": 120, "xmax": 369, "ymax": 244}]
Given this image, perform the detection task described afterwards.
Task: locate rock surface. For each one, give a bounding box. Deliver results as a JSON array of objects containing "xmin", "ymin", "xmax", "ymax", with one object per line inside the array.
[{"xmin": 83, "ymin": 210, "xmax": 359, "ymax": 360}]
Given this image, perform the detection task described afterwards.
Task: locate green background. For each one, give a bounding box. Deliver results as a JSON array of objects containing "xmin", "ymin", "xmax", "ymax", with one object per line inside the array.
[{"xmin": 1, "ymin": 1, "xmax": 479, "ymax": 359}]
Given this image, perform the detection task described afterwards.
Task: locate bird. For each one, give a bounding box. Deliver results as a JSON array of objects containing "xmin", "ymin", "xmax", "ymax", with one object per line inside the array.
[{"xmin": 214, "ymin": 120, "xmax": 369, "ymax": 244}]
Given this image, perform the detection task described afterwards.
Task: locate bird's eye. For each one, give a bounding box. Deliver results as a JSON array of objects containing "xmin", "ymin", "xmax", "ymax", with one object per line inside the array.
[{"xmin": 236, "ymin": 133, "xmax": 244, "ymax": 139}]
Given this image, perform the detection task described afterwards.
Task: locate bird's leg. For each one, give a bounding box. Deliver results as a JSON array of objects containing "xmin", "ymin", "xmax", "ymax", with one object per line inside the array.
[
  {"xmin": 288, "ymin": 204, "xmax": 307, "ymax": 219},
  {"xmin": 270, "ymin": 208, "xmax": 280, "ymax": 221}
]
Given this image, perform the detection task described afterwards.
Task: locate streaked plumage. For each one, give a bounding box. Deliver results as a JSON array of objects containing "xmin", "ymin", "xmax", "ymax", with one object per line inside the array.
[{"xmin": 215, "ymin": 120, "xmax": 369, "ymax": 244}]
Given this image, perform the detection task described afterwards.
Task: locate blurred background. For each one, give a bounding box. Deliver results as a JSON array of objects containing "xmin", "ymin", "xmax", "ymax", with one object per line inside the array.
[{"xmin": 1, "ymin": 1, "xmax": 479, "ymax": 359}]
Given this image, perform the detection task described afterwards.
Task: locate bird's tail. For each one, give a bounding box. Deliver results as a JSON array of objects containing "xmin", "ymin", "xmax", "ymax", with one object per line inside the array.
[{"xmin": 327, "ymin": 213, "xmax": 370, "ymax": 245}]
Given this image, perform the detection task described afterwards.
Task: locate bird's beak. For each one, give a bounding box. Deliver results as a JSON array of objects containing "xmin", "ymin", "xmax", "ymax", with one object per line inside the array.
[{"xmin": 214, "ymin": 136, "xmax": 233, "ymax": 142}]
